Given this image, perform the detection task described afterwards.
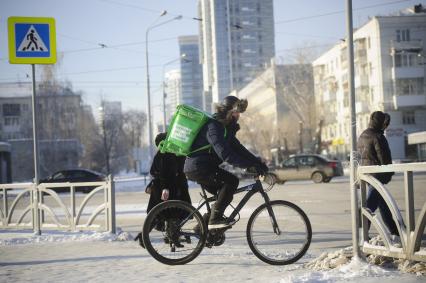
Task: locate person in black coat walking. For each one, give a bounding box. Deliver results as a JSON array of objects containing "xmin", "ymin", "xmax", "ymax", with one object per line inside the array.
[
  {"xmin": 184, "ymin": 96, "xmax": 268, "ymax": 229},
  {"xmin": 147, "ymin": 133, "xmax": 191, "ymax": 213},
  {"xmin": 135, "ymin": 132, "xmax": 191, "ymax": 247},
  {"xmin": 357, "ymin": 111, "xmax": 398, "ymax": 236}
]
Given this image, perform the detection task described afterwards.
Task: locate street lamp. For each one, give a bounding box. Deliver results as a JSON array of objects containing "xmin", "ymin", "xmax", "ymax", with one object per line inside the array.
[
  {"xmin": 162, "ymin": 53, "xmax": 191, "ymax": 131},
  {"xmin": 145, "ymin": 12, "xmax": 182, "ymax": 161}
]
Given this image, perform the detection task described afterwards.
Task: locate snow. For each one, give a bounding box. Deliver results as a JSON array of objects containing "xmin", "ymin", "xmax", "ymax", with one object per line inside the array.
[
  {"xmin": 281, "ymin": 258, "xmax": 393, "ymax": 283},
  {"xmin": 1, "ymin": 229, "xmax": 424, "ymax": 283}
]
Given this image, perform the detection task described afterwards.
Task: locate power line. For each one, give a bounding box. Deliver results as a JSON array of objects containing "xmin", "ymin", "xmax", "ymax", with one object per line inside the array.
[
  {"xmin": 275, "ymin": 0, "xmax": 412, "ymax": 24},
  {"xmin": 60, "ymin": 36, "xmax": 178, "ymax": 54},
  {"xmin": 97, "ymin": 0, "xmax": 197, "ymax": 21}
]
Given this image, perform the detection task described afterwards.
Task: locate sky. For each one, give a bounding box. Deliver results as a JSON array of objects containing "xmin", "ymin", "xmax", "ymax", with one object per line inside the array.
[{"xmin": 0, "ymin": 0, "xmax": 424, "ymax": 126}]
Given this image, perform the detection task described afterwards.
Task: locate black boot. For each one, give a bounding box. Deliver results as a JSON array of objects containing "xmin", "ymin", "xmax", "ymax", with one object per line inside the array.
[
  {"xmin": 193, "ymin": 213, "xmax": 210, "ymax": 234},
  {"xmin": 134, "ymin": 232, "xmax": 145, "ymax": 249},
  {"xmin": 208, "ymin": 209, "xmax": 232, "ymax": 230}
]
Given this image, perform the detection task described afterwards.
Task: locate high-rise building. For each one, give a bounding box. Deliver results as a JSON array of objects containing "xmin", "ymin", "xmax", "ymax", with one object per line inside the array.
[
  {"xmin": 164, "ymin": 69, "xmax": 181, "ymax": 124},
  {"xmin": 198, "ymin": 0, "xmax": 275, "ymax": 112},
  {"xmin": 313, "ymin": 5, "xmax": 426, "ymax": 160},
  {"xmin": 178, "ymin": 35, "xmax": 204, "ymax": 110}
]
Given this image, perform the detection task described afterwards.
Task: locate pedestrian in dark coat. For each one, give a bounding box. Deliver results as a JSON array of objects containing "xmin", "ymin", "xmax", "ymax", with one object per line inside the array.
[
  {"xmin": 357, "ymin": 111, "xmax": 398, "ymax": 236},
  {"xmin": 147, "ymin": 133, "xmax": 191, "ymax": 213},
  {"xmin": 135, "ymin": 133, "xmax": 191, "ymax": 247}
]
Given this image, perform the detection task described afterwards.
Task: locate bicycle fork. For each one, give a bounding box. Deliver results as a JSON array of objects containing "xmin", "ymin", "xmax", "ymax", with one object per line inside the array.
[{"xmin": 261, "ymin": 191, "xmax": 281, "ymax": 235}]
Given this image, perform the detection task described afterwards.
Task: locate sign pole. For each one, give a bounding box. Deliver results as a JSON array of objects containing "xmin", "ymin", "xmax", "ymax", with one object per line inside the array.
[
  {"xmin": 8, "ymin": 16, "xmax": 57, "ymax": 235},
  {"xmin": 31, "ymin": 63, "xmax": 41, "ymax": 235}
]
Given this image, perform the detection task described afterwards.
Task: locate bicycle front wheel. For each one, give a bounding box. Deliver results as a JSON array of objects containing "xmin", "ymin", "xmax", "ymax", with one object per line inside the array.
[
  {"xmin": 142, "ymin": 200, "xmax": 207, "ymax": 265},
  {"xmin": 246, "ymin": 200, "xmax": 312, "ymax": 265}
]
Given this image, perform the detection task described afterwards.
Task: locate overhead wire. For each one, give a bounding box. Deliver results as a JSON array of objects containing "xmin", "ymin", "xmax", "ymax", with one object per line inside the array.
[{"xmin": 274, "ymin": 0, "xmax": 413, "ymax": 24}]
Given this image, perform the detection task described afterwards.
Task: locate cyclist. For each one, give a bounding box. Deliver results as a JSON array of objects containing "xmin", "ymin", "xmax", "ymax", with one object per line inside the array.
[{"xmin": 184, "ymin": 95, "xmax": 268, "ymax": 229}]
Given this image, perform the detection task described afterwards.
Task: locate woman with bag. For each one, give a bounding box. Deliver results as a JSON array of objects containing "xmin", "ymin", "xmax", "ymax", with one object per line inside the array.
[{"xmin": 135, "ymin": 132, "xmax": 191, "ymax": 247}]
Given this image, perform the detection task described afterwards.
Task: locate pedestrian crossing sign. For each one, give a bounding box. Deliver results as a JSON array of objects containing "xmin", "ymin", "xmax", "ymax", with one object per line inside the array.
[{"xmin": 8, "ymin": 17, "xmax": 57, "ymax": 64}]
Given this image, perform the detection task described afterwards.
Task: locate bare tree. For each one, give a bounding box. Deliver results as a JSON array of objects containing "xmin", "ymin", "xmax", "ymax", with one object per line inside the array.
[
  {"xmin": 238, "ymin": 113, "xmax": 276, "ymax": 160},
  {"xmin": 122, "ymin": 109, "xmax": 147, "ymax": 172}
]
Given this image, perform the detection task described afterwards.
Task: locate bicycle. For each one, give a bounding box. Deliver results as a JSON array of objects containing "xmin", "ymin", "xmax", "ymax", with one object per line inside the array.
[{"xmin": 141, "ymin": 173, "xmax": 312, "ymax": 265}]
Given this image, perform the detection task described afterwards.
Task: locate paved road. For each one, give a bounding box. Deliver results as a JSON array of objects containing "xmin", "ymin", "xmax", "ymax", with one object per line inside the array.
[{"xmin": 115, "ymin": 173, "xmax": 426, "ymax": 252}]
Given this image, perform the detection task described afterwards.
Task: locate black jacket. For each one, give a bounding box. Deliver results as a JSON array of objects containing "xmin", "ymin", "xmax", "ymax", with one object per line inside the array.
[
  {"xmin": 184, "ymin": 118, "xmax": 260, "ymax": 174},
  {"xmin": 357, "ymin": 114, "xmax": 393, "ymax": 184},
  {"xmin": 147, "ymin": 151, "xmax": 191, "ymax": 212}
]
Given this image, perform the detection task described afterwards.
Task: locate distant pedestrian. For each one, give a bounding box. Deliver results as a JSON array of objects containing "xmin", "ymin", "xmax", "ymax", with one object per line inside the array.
[{"xmin": 357, "ymin": 111, "xmax": 398, "ymax": 238}]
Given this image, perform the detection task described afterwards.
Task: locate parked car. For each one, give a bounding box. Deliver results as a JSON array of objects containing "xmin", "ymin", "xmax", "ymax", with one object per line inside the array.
[
  {"xmin": 271, "ymin": 154, "xmax": 343, "ymax": 184},
  {"xmin": 39, "ymin": 169, "xmax": 106, "ymax": 193}
]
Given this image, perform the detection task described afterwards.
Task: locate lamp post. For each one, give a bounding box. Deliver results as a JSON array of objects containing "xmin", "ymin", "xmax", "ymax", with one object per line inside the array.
[
  {"xmin": 145, "ymin": 12, "xmax": 182, "ymax": 161},
  {"xmin": 162, "ymin": 54, "xmax": 190, "ymax": 131}
]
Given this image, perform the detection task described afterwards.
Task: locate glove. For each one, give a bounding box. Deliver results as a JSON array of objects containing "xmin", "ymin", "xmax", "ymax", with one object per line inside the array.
[{"xmin": 255, "ymin": 162, "xmax": 269, "ymax": 176}]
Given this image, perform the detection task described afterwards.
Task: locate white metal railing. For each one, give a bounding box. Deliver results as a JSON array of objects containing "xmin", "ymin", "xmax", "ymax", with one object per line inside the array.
[
  {"xmin": 0, "ymin": 175, "xmax": 115, "ymax": 234},
  {"xmin": 357, "ymin": 162, "xmax": 426, "ymax": 262}
]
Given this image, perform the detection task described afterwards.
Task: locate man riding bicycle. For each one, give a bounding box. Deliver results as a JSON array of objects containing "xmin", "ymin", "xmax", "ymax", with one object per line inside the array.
[{"xmin": 184, "ymin": 96, "xmax": 268, "ymax": 229}]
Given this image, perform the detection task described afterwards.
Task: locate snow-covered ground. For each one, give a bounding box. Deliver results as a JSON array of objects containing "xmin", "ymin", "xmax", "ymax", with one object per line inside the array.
[{"xmin": 0, "ymin": 229, "xmax": 424, "ymax": 283}]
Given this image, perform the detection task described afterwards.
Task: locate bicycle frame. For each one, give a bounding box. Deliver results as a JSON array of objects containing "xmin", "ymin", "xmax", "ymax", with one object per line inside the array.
[{"xmin": 193, "ymin": 178, "xmax": 281, "ymax": 234}]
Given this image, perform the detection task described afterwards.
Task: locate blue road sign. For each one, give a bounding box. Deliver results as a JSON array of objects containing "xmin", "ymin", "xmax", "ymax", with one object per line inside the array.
[
  {"xmin": 15, "ymin": 23, "xmax": 51, "ymax": 57},
  {"xmin": 8, "ymin": 17, "xmax": 57, "ymax": 64}
]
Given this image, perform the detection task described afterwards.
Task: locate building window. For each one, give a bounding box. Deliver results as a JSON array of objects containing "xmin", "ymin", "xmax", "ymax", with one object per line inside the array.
[
  {"xmin": 396, "ymin": 78, "xmax": 424, "ymax": 95},
  {"xmin": 395, "ymin": 52, "xmax": 419, "ymax": 67},
  {"xmin": 3, "ymin": 104, "xmax": 20, "ymax": 116},
  {"xmin": 402, "ymin": 111, "xmax": 415, "ymax": 124},
  {"xmin": 396, "ymin": 29, "xmax": 410, "ymax": 42},
  {"xmin": 4, "ymin": 117, "xmax": 20, "ymax": 126}
]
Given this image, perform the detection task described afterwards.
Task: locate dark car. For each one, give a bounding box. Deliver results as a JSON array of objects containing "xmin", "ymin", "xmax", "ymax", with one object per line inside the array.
[
  {"xmin": 271, "ymin": 154, "xmax": 344, "ymax": 184},
  {"xmin": 40, "ymin": 169, "xmax": 106, "ymax": 193}
]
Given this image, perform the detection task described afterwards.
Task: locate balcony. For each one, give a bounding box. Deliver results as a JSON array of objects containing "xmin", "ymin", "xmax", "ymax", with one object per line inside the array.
[
  {"xmin": 323, "ymin": 90, "xmax": 336, "ymax": 102},
  {"xmin": 392, "ymin": 67, "xmax": 424, "ymax": 79},
  {"xmin": 354, "ymin": 49, "xmax": 367, "ymax": 63},
  {"xmin": 391, "ymin": 39, "xmax": 423, "ymax": 52},
  {"xmin": 354, "ymin": 74, "xmax": 369, "ymax": 88},
  {"xmin": 393, "ymin": 94, "xmax": 426, "ymax": 109},
  {"xmin": 355, "ymin": 101, "xmax": 369, "ymax": 114},
  {"xmin": 324, "ymin": 112, "xmax": 337, "ymax": 124}
]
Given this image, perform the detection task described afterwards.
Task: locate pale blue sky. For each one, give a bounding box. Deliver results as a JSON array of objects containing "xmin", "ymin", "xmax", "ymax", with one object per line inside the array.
[{"xmin": 0, "ymin": 0, "xmax": 423, "ymax": 126}]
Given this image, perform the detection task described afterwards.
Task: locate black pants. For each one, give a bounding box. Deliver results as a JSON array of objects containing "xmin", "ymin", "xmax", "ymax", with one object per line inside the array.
[
  {"xmin": 186, "ymin": 167, "xmax": 239, "ymax": 214},
  {"xmin": 367, "ymin": 188, "xmax": 399, "ymax": 236}
]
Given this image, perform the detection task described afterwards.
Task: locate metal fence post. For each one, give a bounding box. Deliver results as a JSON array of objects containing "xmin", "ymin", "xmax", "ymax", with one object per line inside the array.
[
  {"xmin": 70, "ymin": 186, "xmax": 76, "ymax": 231},
  {"xmin": 33, "ymin": 183, "xmax": 41, "ymax": 235},
  {"xmin": 2, "ymin": 188, "xmax": 8, "ymax": 227},
  {"xmin": 404, "ymin": 171, "xmax": 414, "ymax": 235},
  {"xmin": 107, "ymin": 175, "xmax": 116, "ymax": 234}
]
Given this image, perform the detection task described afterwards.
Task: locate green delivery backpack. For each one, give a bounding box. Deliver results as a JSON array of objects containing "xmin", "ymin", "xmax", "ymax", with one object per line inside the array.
[{"xmin": 158, "ymin": 104, "xmax": 214, "ymax": 156}]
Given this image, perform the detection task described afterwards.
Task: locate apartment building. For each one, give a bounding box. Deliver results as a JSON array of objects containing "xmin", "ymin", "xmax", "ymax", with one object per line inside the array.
[{"xmin": 313, "ymin": 5, "xmax": 426, "ymax": 160}]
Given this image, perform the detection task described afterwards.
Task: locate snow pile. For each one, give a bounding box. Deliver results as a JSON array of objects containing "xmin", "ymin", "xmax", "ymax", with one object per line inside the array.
[
  {"xmin": 305, "ymin": 247, "xmax": 353, "ymax": 270},
  {"xmin": 305, "ymin": 242, "xmax": 426, "ymax": 276},
  {"xmin": 368, "ymin": 254, "xmax": 426, "ymax": 276},
  {"xmin": 282, "ymin": 257, "xmax": 392, "ymax": 283},
  {"xmin": 0, "ymin": 228, "xmax": 133, "ymax": 246}
]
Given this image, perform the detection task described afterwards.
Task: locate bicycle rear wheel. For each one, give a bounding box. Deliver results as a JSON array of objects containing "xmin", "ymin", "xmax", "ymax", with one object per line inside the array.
[
  {"xmin": 246, "ymin": 200, "xmax": 312, "ymax": 265},
  {"xmin": 142, "ymin": 200, "xmax": 207, "ymax": 265}
]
